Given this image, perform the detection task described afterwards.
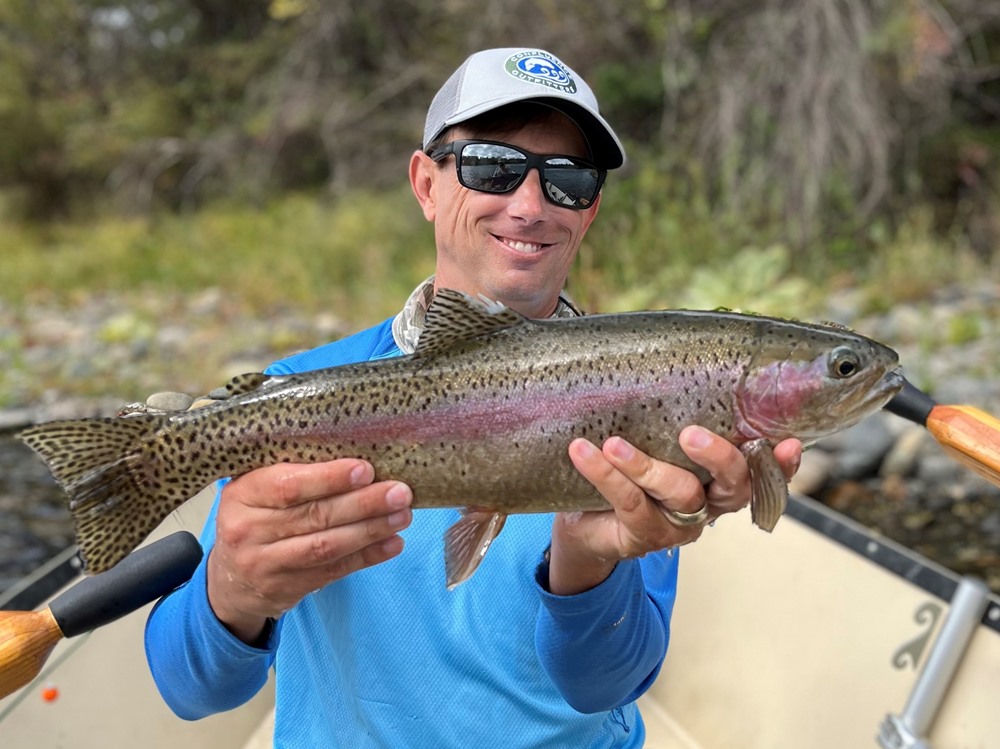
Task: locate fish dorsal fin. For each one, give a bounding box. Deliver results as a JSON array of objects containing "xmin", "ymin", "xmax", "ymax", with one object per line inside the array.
[
  {"xmin": 225, "ymin": 372, "xmax": 272, "ymax": 395},
  {"xmin": 415, "ymin": 288, "xmax": 525, "ymax": 358},
  {"xmin": 820, "ymin": 320, "xmax": 856, "ymax": 333},
  {"xmin": 203, "ymin": 372, "xmax": 273, "ymax": 401}
]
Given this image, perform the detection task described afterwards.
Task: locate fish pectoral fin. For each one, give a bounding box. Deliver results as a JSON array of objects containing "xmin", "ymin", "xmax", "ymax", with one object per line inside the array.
[
  {"xmin": 741, "ymin": 439, "xmax": 788, "ymax": 532},
  {"xmin": 443, "ymin": 510, "xmax": 508, "ymax": 590}
]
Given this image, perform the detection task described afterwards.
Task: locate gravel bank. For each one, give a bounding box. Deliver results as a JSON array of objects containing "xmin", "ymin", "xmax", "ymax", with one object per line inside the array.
[{"xmin": 2, "ymin": 282, "xmax": 998, "ymax": 593}]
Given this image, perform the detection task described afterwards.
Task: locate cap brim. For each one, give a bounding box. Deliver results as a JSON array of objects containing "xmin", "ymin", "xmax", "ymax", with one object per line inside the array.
[{"xmin": 439, "ymin": 94, "xmax": 625, "ymax": 170}]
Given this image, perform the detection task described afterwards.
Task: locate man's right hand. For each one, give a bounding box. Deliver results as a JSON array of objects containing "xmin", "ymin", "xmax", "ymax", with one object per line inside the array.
[{"xmin": 206, "ymin": 459, "xmax": 413, "ymax": 644}]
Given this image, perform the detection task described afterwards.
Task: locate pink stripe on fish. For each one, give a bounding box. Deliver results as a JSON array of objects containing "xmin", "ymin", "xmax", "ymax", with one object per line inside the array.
[{"xmin": 294, "ymin": 381, "xmax": 667, "ymax": 446}]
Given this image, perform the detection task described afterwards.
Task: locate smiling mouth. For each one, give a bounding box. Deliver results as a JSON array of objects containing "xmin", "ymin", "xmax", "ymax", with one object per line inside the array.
[{"xmin": 496, "ymin": 236, "xmax": 547, "ymax": 254}]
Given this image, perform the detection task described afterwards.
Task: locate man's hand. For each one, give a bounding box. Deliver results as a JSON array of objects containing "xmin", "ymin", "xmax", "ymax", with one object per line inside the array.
[
  {"xmin": 548, "ymin": 426, "xmax": 802, "ymax": 595},
  {"xmin": 206, "ymin": 459, "xmax": 413, "ymax": 644}
]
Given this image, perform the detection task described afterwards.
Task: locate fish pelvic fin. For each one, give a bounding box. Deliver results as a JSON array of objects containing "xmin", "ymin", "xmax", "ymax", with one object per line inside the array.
[
  {"xmin": 741, "ymin": 439, "xmax": 788, "ymax": 532},
  {"xmin": 19, "ymin": 415, "xmax": 183, "ymax": 574},
  {"xmin": 443, "ymin": 510, "xmax": 508, "ymax": 590}
]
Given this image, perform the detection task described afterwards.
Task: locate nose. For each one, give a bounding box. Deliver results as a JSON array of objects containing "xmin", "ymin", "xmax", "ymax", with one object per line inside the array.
[{"xmin": 506, "ymin": 168, "xmax": 547, "ymax": 220}]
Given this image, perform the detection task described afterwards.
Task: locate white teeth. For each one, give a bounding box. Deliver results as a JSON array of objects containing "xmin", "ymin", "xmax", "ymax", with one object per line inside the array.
[{"xmin": 502, "ymin": 238, "xmax": 543, "ymax": 253}]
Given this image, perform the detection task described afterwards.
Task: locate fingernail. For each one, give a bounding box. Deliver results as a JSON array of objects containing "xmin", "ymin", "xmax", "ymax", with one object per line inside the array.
[
  {"xmin": 685, "ymin": 427, "xmax": 712, "ymax": 450},
  {"xmin": 573, "ymin": 439, "xmax": 598, "ymax": 458},
  {"xmin": 381, "ymin": 536, "xmax": 404, "ymax": 556},
  {"xmin": 607, "ymin": 437, "xmax": 634, "ymax": 461},
  {"xmin": 386, "ymin": 483, "xmax": 412, "ymax": 509},
  {"xmin": 387, "ymin": 509, "xmax": 411, "ymax": 528},
  {"xmin": 790, "ymin": 453, "xmax": 801, "ymax": 474},
  {"xmin": 350, "ymin": 462, "xmax": 372, "ymax": 487}
]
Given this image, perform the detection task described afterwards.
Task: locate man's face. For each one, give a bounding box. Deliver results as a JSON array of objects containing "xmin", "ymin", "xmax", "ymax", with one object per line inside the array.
[{"xmin": 410, "ymin": 113, "xmax": 601, "ymax": 318}]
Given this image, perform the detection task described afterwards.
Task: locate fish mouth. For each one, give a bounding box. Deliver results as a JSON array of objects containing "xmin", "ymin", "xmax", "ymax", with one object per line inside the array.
[
  {"xmin": 789, "ymin": 365, "xmax": 906, "ymax": 445},
  {"xmin": 830, "ymin": 366, "xmax": 906, "ymax": 436},
  {"xmin": 849, "ymin": 365, "xmax": 905, "ymax": 415},
  {"xmin": 874, "ymin": 367, "xmax": 906, "ymax": 405}
]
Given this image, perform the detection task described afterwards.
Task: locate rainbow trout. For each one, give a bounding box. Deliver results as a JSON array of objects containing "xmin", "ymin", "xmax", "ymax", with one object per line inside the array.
[{"xmin": 20, "ymin": 290, "xmax": 903, "ymax": 587}]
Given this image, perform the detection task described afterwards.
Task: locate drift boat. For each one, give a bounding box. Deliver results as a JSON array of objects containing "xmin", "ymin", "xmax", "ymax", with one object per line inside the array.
[{"xmin": 1, "ymin": 485, "xmax": 998, "ymax": 748}]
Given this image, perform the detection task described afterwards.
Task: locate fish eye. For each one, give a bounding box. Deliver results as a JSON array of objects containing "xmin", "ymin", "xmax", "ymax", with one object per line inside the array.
[{"xmin": 829, "ymin": 346, "xmax": 861, "ymax": 378}]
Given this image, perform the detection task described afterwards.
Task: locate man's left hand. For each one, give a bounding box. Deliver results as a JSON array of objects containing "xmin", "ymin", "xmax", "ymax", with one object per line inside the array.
[{"xmin": 547, "ymin": 426, "xmax": 802, "ymax": 595}]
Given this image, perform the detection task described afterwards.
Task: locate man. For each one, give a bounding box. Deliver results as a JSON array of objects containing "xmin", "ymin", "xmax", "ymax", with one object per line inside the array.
[{"xmin": 145, "ymin": 47, "xmax": 801, "ymax": 747}]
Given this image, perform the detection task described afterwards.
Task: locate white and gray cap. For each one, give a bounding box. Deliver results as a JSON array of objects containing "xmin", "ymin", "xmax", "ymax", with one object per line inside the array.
[{"xmin": 423, "ymin": 48, "xmax": 626, "ymax": 169}]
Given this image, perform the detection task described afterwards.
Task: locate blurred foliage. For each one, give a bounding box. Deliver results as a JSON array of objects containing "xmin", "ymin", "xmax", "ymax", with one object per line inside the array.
[
  {"xmin": 2, "ymin": 183, "xmax": 987, "ymax": 333},
  {"xmin": 677, "ymin": 246, "xmax": 819, "ymax": 317},
  {"xmin": 947, "ymin": 312, "xmax": 983, "ymax": 346},
  {"xmin": 2, "ymin": 186, "xmax": 436, "ymax": 324},
  {"xmin": 0, "ymin": 0, "xmax": 997, "ymax": 299},
  {"xmin": 862, "ymin": 207, "xmax": 987, "ymax": 308}
]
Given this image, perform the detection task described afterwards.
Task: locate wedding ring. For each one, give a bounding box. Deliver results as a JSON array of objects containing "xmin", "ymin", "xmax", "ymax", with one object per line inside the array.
[{"xmin": 662, "ymin": 503, "xmax": 710, "ymax": 527}]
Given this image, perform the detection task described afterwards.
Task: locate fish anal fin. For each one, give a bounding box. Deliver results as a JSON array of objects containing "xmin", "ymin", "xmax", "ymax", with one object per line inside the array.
[
  {"xmin": 415, "ymin": 289, "xmax": 526, "ymax": 358},
  {"xmin": 741, "ymin": 439, "xmax": 788, "ymax": 532},
  {"xmin": 443, "ymin": 510, "xmax": 508, "ymax": 590}
]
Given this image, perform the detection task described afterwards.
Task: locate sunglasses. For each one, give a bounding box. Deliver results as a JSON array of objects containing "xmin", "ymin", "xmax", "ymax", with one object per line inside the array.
[{"xmin": 427, "ymin": 139, "xmax": 606, "ymax": 210}]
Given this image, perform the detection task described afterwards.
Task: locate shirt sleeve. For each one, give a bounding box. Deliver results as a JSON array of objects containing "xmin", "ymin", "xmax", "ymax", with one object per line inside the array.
[
  {"xmin": 533, "ymin": 550, "xmax": 678, "ymax": 714},
  {"xmin": 143, "ymin": 321, "xmax": 397, "ymax": 720},
  {"xmin": 144, "ymin": 488, "xmax": 278, "ymax": 720}
]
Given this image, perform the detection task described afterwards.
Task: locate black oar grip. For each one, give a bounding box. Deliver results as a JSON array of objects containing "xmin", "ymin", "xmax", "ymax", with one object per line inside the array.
[
  {"xmin": 48, "ymin": 532, "xmax": 203, "ymax": 638},
  {"xmin": 884, "ymin": 378, "xmax": 936, "ymax": 426}
]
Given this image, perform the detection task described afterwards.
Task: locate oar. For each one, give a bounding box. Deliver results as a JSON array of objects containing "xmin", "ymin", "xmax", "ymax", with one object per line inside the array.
[
  {"xmin": 0, "ymin": 531, "xmax": 203, "ymax": 700},
  {"xmin": 885, "ymin": 378, "xmax": 1000, "ymax": 487}
]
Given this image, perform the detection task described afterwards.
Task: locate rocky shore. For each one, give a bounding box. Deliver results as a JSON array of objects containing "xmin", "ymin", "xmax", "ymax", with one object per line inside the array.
[
  {"xmin": 1, "ymin": 282, "xmax": 998, "ymax": 594},
  {"xmin": 798, "ymin": 281, "xmax": 1000, "ymax": 592}
]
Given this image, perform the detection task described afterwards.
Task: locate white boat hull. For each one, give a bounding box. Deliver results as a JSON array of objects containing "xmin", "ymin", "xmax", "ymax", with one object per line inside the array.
[
  {"xmin": 641, "ymin": 496, "xmax": 1000, "ymax": 748},
  {"xmin": 2, "ymin": 491, "xmax": 998, "ymax": 748}
]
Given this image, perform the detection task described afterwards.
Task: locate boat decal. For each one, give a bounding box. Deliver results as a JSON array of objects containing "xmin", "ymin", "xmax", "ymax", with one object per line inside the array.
[{"xmin": 891, "ymin": 601, "xmax": 943, "ymax": 670}]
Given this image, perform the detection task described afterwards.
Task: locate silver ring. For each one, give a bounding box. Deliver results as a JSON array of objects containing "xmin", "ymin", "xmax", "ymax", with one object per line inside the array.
[{"xmin": 662, "ymin": 503, "xmax": 710, "ymax": 527}]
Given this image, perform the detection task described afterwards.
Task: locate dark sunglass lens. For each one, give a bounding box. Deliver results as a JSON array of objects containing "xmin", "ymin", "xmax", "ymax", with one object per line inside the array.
[
  {"xmin": 543, "ymin": 159, "xmax": 601, "ymax": 208},
  {"xmin": 458, "ymin": 143, "xmax": 526, "ymax": 192}
]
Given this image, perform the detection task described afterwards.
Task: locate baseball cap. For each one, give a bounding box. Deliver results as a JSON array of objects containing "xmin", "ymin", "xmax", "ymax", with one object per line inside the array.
[{"xmin": 423, "ymin": 48, "xmax": 626, "ymax": 169}]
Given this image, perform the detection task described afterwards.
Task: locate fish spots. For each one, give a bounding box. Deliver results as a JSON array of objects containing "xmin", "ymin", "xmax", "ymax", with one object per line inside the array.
[{"xmin": 20, "ymin": 306, "xmax": 901, "ymax": 572}]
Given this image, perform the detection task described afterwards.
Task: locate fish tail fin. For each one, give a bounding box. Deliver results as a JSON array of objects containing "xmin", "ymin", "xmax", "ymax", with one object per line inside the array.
[
  {"xmin": 19, "ymin": 415, "xmax": 185, "ymax": 574},
  {"xmin": 443, "ymin": 510, "xmax": 508, "ymax": 590}
]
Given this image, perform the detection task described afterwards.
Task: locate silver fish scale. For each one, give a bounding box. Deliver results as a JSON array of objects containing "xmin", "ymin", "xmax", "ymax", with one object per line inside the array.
[
  {"xmin": 20, "ymin": 296, "xmax": 903, "ymax": 572},
  {"xmin": 163, "ymin": 310, "xmax": 831, "ymax": 514}
]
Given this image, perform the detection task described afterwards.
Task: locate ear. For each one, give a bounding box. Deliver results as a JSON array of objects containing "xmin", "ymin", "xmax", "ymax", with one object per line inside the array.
[
  {"xmin": 409, "ymin": 150, "xmax": 438, "ymax": 222},
  {"xmin": 579, "ymin": 191, "xmax": 602, "ymax": 232}
]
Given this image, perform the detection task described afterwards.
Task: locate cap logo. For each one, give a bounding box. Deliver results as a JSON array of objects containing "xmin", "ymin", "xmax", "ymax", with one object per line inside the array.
[{"xmin": 505, "ymin": 50, "xmax": 577, "ymax": 94}]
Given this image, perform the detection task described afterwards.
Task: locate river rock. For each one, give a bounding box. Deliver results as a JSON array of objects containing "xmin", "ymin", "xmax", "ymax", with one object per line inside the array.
[
  {"xmin": 2, "ymin": 281, "xmax": 999, "ymax": 594},
  {"xmin": 145, "ymin": 391, "xmax": 196, "ymax": 411},
  {"xmin": 789, "ymin": 448, "xmax": 836, "ymax": 496},
  {"xmin": 880, "ymin": 425, "xmax": 932, "ymax": 478},
  {"xmin": 815, "ymin": 414, "xmax": 897, "ymax": 481}
]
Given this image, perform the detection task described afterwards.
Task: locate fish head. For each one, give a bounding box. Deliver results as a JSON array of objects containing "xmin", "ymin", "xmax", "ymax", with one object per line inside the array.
[{"xmin": 736, "ymin": 326, "xmax": 904, "ymax": 444}]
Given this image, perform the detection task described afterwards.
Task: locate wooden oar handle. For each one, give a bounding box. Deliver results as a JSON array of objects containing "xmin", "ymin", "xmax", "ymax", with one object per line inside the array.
[
  {"xmin": 886, "ymin": 378, "xmax": 1000, "ymax": 489},
  {"xmin": 0, "ymin": 608, "xmax": 62, "ymax": 699},
  {"xmin": 0, "ymin": 532, "xmax": 203, "ymax": 699},
  {"xmin": 926, "ymin": 405, "xmax": 1000, "ymax": 487}
]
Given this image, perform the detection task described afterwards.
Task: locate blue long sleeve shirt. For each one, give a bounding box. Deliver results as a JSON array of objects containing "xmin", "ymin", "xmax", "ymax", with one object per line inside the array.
[{"xmin": 145, "ymin": 316, "xmax": 679, "ymax": 747}]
